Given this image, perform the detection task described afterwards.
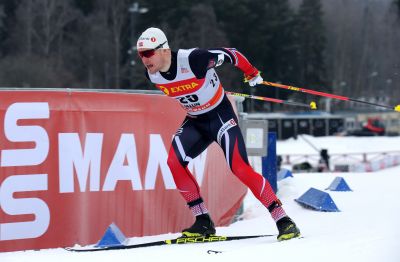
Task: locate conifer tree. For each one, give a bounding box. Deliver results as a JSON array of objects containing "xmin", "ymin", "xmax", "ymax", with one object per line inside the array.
[{"xmin": 296, "ymin": 0, "xmax": 327, "ymax": 91}]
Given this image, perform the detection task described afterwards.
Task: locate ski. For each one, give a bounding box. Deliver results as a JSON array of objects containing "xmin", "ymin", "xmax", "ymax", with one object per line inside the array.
[{"xmin": 65, "ymin": 234, "xmax": 275, "ymax": 252}]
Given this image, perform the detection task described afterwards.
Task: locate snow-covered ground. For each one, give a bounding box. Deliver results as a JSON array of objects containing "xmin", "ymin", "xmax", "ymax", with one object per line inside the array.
[
  {"xmin": 277, "ymin": 135, "xmax": 400, "ymax": 155},
  {"xmin": 2, "ymin": 136, "xmax": 400, "ymax": 262}
]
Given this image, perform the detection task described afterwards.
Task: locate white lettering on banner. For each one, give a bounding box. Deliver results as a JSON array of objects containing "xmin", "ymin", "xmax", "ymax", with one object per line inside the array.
[
  {"xmin": 145, "ymin": 134, "xmax": 175, "ymax": 189},
  {"xmin": 103, "ymin": 134, "xmax": 142, "ymax": 191},
  {"xmin": 58, "ymin": 133, "xmax": 103, "ymax": 193},
  {"xmin": 1, "ymin": 102, "xmax": 49, "ymax": 167},
  {"xmin": 0, "ymin": 102, "xmax": 50, "ymax": 242},
  {"xmin": 0, "ymin": 174, "xmax": 50, "ymax": 241},
  {"xmin": 0, "ymin": 101, "xmax": 209, "ymax": 242}
]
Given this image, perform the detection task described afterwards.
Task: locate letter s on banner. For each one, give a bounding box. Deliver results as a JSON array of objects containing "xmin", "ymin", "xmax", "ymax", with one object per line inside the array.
[
  {"xmin": 0, "ymin": 174, "xmax": 50, "ymax": 241},
  {"xmin": 1, "ymin": 102, "xmax": 50, "ymax": 167}
]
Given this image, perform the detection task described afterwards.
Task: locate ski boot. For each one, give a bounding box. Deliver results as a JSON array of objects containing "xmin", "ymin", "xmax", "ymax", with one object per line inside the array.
[
  {"xmin": 181, "ymin": 213, "xmax": 216, "ymax": 237},
  {"xmin": 276, "ymin": 216, "xmax": 301, "ymax": 241}
]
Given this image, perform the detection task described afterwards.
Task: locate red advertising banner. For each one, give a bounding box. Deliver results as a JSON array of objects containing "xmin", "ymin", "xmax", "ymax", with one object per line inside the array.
[{"xmin": 0, "ymin": 90, "xmax": 247, "ymax": 252}]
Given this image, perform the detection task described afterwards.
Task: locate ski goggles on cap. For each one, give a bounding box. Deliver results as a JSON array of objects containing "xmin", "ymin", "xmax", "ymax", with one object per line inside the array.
[{"xmin": 138, "ymin": 41, "xmax": 167, "ymax": 58}]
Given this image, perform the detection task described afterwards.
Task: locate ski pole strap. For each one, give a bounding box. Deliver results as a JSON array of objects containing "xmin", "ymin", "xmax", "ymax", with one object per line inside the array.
[
  {"xmin": 187, "ymin": 197, "xmax": 204, "ymax": 208},
  {"xmin": 267, "ymin": 199, "xmax": 282, "ymax": 213}
]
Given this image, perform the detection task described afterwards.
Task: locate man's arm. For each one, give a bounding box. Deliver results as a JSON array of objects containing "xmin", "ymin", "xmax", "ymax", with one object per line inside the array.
[{"xmin": 188, "ymin": 48, "xmax": 262, "ymax": 86}]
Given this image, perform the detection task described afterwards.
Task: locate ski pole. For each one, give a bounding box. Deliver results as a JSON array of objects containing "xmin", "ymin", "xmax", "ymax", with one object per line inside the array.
[
  {"xmin": 226, "ymin": 91, "xmax": 317, "ymax": 110},
  {"xmin": 262, "ymin": 81, "xmax": 400, "ymax": 112}
]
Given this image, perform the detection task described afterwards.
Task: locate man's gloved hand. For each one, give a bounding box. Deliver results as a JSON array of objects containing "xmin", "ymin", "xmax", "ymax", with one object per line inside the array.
[
  {"xmin": 244, "ymin": 68, "xmax": 263, "ymax": 87},
  {"xmin": 248, "ymin": 74, "xmax": 263, "ymax": 87}
]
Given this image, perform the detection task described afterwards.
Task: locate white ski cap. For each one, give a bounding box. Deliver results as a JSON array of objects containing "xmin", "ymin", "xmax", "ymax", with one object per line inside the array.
[{"xmin": 137, "ymin": 27, "xmax": 169, "ymax": 49}]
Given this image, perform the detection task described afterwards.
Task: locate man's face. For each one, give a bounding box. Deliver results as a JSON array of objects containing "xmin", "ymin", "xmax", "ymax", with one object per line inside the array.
[{"xmin": 138, "ymin": 48, "xmax": 165, "ymax": 74}]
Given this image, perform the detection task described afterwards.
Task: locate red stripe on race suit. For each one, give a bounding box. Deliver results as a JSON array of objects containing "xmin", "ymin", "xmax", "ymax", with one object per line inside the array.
[
  {"xmin": 166, "ymin": 145, "xmax": 201, "ymax": 203},
  {"xmin": 223, "ymin": 48, "xmax": 258, "ymax": 77},
  {"xmin": 231, "ymin": 137, "xmax": 277, "ymax": 208},
  {"xmin": 185, "ymin": 84, "xmax": 224, "ymax": 113}
]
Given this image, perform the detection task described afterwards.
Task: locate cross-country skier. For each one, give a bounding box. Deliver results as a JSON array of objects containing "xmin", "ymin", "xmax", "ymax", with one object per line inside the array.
[{"xmin": 136, "ymin": 27, "xmax": 301, "ymax": 241}]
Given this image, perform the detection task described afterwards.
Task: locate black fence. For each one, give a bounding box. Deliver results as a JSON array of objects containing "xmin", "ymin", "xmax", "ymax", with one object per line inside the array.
[{"xmin": 244, "ymin": 113, "xmax": 345, "ymax": 140}]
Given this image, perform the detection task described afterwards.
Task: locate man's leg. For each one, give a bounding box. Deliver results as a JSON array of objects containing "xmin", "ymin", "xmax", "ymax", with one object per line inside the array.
[
  {"xmin": 167, "ymin": 117, "xmax": 215, "ymax": 236},
  {"xmin": 213, "ymin": 111, "xmax": 300, "ymax": 240}
]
